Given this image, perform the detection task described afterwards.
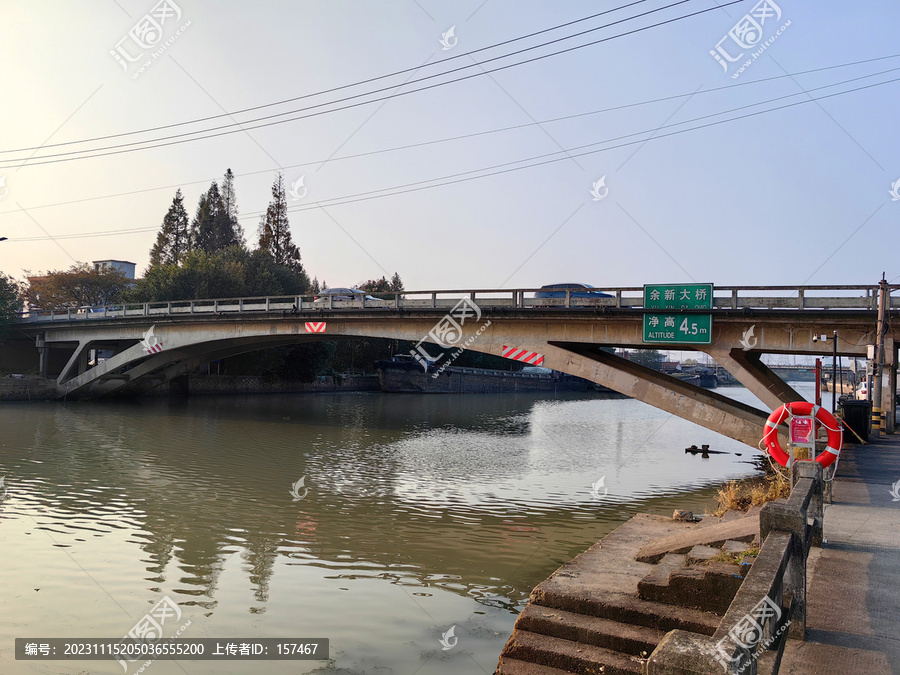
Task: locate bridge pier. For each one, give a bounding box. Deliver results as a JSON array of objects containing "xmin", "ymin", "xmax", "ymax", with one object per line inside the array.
[
  {"xmin": 702, "ymin": 347, "xmax": 803, "ymax": 411},
  {"xmin": 547, "ymin": 342, "xmax": 774, "ymax": 448}
]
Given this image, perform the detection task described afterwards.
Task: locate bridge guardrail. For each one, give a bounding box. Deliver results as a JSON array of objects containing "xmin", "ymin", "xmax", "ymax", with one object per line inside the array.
[{"xmin": 15, "ymin": 285, "xmax": 894, "ymax": 324}]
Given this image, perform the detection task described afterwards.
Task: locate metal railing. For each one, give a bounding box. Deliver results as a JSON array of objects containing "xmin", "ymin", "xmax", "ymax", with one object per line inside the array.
[
  {"xmin": 14, "ymin": 285, "xmax": 894, "ymax": 324},
  {"xmin": 648, "ymin": 462, "xmax": 824, "ymax": 675}
]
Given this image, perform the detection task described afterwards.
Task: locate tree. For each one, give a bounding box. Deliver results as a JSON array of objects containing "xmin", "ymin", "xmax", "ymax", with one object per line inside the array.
[
  {"xmin": 257, "ymin": 173, "xmax": 303, "ymax": 272},
  {"xmin": 128, "ymin": 248, "xmax": 309, "ymax": 303},
  {"xmin": 23, "ymin": 264, "xmax": 130, "ymax": 308},
  {"xmin": 0, "ymin": 273, "xmax": 22, "ymax": 340},
  {"xmin": 148, "ymin": 189, "xmax": 190, "ymax": 268},
  {"xmin": 358, "ymin": 276, "xmax": 391, "ymax": 293},
  {"xmin": 190, "ymin": 192, "xmax": 212, "ymax": 253},
  {"xmin": 359, "ymin": 273, "xmax": 404, "ymax": 299},
  {"xmin": 220, "ymin": 168, "xmax": 245, "ymax": 248}
]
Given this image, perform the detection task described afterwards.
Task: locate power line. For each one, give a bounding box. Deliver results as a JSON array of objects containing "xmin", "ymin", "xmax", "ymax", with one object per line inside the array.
[
  {"xmin": 1, "ymin": 0, "xmax": 657, "ymax": 154},
  {"xmin": 0, "ymin": 0, "xmax": 743, "ymax": 168},
  {"xmin": 267, "ymin": 75, "xmax": 900, "ymax": 214},
  {"xmin": 1, "ymin": 52, "xmax": 896, "ymax": 219},
  {"xmin": 9, "ymin": 72, "xmax": 899, "ymax": 243},
  {"xmin": 245, "ymin": 71, "xmax": 900, "ymax": 216}
]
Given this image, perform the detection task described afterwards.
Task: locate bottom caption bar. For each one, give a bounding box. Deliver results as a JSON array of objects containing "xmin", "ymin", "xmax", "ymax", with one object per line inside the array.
[{"xmin": 16, "ymin": 638, "xmax": 328, "ymax": 660}]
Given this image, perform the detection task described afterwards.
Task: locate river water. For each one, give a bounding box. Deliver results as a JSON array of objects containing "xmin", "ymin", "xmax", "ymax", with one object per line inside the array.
[{"xmin": 0, "ymin": 385, "xmax": 806, "ymax": 674}]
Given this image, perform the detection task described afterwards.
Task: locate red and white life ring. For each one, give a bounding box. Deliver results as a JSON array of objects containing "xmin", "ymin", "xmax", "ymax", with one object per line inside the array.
[{"xmin": 762, "ymin": 401, "xmax": 842, "ymax": 468}]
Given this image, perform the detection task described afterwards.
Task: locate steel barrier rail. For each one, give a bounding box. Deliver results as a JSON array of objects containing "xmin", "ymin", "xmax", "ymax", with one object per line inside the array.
[{"xmin": 14, "ymin": 285, "xmax": 898, "ymax": 324}]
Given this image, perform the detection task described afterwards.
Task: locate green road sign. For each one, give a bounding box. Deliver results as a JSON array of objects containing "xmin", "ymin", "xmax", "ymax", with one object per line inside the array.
[
  {"xmin": 643, "ymin": 283, "xmax": 713, "ymax": 310},
  {"xmin": 643, "ymin": 314, "xmax": 713, "ymax": 344}
]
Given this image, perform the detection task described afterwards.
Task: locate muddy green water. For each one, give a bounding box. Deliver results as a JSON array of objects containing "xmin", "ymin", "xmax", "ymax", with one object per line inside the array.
[{"xmin": 0, "ymin": 386, "xmax": 801, "ymax": 674}]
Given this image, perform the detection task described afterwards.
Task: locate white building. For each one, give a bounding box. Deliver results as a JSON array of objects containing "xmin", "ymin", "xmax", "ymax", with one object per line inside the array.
[{"xmin": 93, "ymin": 260, "xmax": 136, "ymax": 279}]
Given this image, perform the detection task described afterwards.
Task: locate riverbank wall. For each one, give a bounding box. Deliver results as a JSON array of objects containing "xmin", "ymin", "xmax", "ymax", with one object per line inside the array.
[{"xmin": 0, "ymin": 374, "xmax": 381, "ymax": 401}]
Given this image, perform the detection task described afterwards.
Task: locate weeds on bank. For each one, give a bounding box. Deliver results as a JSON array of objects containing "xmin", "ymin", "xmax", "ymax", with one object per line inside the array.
[
  {"xmin": 712, "ymin": 469, "xmax": 791, "ymax": 517},
  {"xmin": 706, "ymin": 544, "xmax": 761, "ymax": 565}
]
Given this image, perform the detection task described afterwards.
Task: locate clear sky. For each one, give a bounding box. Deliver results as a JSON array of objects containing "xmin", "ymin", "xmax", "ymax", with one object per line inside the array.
[{"xmin": 0, "ymin": 0, "xmax": 897, "ymax": 290}]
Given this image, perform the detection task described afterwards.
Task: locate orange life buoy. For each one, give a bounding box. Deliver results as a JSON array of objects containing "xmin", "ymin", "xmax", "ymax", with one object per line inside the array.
[{"xmin": 762, "ymin": 401, "xmax": 842, "ymax": 468}]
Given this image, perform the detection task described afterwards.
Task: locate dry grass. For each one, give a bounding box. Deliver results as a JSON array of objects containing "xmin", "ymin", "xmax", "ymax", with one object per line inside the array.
[
  {"xmin": 712, "ymin": 469, "xmax": 791, "ymax": 517},
  {"xmin": 705, "ymin": 544, "xmax": 761, "ymax": 565}
]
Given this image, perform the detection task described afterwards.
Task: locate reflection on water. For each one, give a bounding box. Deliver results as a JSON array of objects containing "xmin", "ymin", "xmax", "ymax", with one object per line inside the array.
[{"xmin": 0, "ymin": 388, "xmax": 791, "ymax": 674}]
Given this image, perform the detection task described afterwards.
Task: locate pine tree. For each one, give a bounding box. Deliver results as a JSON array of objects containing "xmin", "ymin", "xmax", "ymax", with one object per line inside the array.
[
  {"xmin": 149, "ymin": 189, "xmax": 190, "ymax": 268},
  {"xmin": 220, "ymin": 168, "xmax": 244, "ymax": 248},
  {"xmin": 311, "ymin": 277, "xmax": 321, "ymax": 294},
  {"xmin": 257, "ymin": 173, "xmax": 303, "ymax": 271},
  {"xmin": 390, "ymin": 272, "xmax": 404, "ymax": 292},
  {"xmin": 190, "ymin": 192, "xmax": 212, "ymax": 253},
  {"xmin": 192, "ymin": 181, "xmax": 239, "ymax": 253}
]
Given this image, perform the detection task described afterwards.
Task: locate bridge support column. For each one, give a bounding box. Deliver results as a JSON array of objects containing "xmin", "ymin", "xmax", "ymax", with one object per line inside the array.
[
  {"xmin": 36, "ymin": 334, "xmax": 47, "ymax": 378},
  {"xmin": 702, "ymin": 348, "xmax": 803, "ymax": 411},
  {"xmin": 548, "ymin": 343, "xmax": 773, "ymax": 448}
]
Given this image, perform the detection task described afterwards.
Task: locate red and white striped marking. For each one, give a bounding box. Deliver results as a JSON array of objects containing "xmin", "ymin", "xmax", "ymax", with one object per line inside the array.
[
  {"xmin": 145, "ymin": 343, "xmax": 163, "ymax": 354},
  {"xmin": 501, "ymin": 345, "xmax": 544, "ymax": 365},
  {"xmin": 305, "ymin": 322, "xmax": 327, "ymax": 333}
]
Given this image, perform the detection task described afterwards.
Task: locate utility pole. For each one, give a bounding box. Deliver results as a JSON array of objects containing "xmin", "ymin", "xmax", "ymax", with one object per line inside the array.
[
  {"xmin": 873, "ymin": 276, "xmax": 888, "ymax": 435},
  {"xmin": 832, "ymin": 330, "xmax": 838, "ymax": 414}
]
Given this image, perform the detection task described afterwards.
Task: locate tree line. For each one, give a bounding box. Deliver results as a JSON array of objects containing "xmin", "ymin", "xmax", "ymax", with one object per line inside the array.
[
  {"xmin": 16, "ymin": 169, "xmax": 403, "ymax": 308},
  {"xmin": 1, "ymin": 170, "xmax": 406, "ymax": 380}
]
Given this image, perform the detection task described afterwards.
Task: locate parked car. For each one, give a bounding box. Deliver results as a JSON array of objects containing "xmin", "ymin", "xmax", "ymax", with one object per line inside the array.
[
  {"xmin": 313, "ymin": 288, "xmax": 385, "ymax": 306},
  {"xmin": 533, "ymin": 283, "xmax": 613, "ymax": 307}
]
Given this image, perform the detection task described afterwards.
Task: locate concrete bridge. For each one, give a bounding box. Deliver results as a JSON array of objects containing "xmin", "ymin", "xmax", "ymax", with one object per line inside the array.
[{"xmin": 6, "ymin": 284, "xmax": 898, "ymax": 446}]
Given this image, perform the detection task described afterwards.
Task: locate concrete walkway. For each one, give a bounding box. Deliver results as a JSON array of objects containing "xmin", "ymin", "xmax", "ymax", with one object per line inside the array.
[{"xmin": 780, "ymin": 434, "xmax": 900, "ymax": 674}]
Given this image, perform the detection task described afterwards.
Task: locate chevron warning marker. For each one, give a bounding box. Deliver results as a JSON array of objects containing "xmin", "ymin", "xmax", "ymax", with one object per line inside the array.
[
  {"xmin": 305, "ymin": 322, "xmax": 327, "ymax": 333},
  {"xmin": 501, "ymin": 345, "xmax": 544, "ymax": 366}
]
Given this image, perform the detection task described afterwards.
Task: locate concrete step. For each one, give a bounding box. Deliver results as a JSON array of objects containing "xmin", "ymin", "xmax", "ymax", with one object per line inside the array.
[
  {"xmin": 533, "ymin": 589, "xmax": 721, "ymax": 636},
  {"xmin": 638, "ymin": 560, "xmax": 745, "ymax": 614},
  {"xmin": 501, "ymin": 629, "xmax": 645, "ymax": 675},
  {"xmin": 495, "ymin": 656, "xmax": 576, "ymax": 675},
  {"xmin": 515, "ymin": 604, "xmax": 662, "ymax": 657}
]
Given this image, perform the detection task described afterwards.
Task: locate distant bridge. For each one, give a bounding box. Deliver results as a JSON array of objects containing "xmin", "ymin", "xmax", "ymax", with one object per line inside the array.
[{"xmin": 6, "ymin": 284, "xmax": 898, "ymax": 446}]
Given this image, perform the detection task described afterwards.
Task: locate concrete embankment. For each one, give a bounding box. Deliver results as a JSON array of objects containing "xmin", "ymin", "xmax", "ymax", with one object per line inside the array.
[
  {"xmin": 0, "ymin": 377, "xmax": 58, "ymax": 401},
  {"xmin": 0, "ymin": 374, "xmax": 380, "ymax": 401},
  {"xmin": 495, "ymin": 510, "xmax": 762, "ymax": 673},
  {"xmin": 148, "ymin": 374, "xmax": 380, "ymax": 396},
  {"xmin": 496, "ymin": 434, "xmax": 900, "ymax": 674}
]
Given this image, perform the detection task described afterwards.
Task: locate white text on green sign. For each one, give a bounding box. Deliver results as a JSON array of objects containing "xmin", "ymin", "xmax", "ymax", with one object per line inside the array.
[
  {"xmin": 643, "ymin": 284, "xmax": 713, "ymax": 310},
  {"xmin": 643, "ymin": 314, "xmax": 712, "ymax": 344}
]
